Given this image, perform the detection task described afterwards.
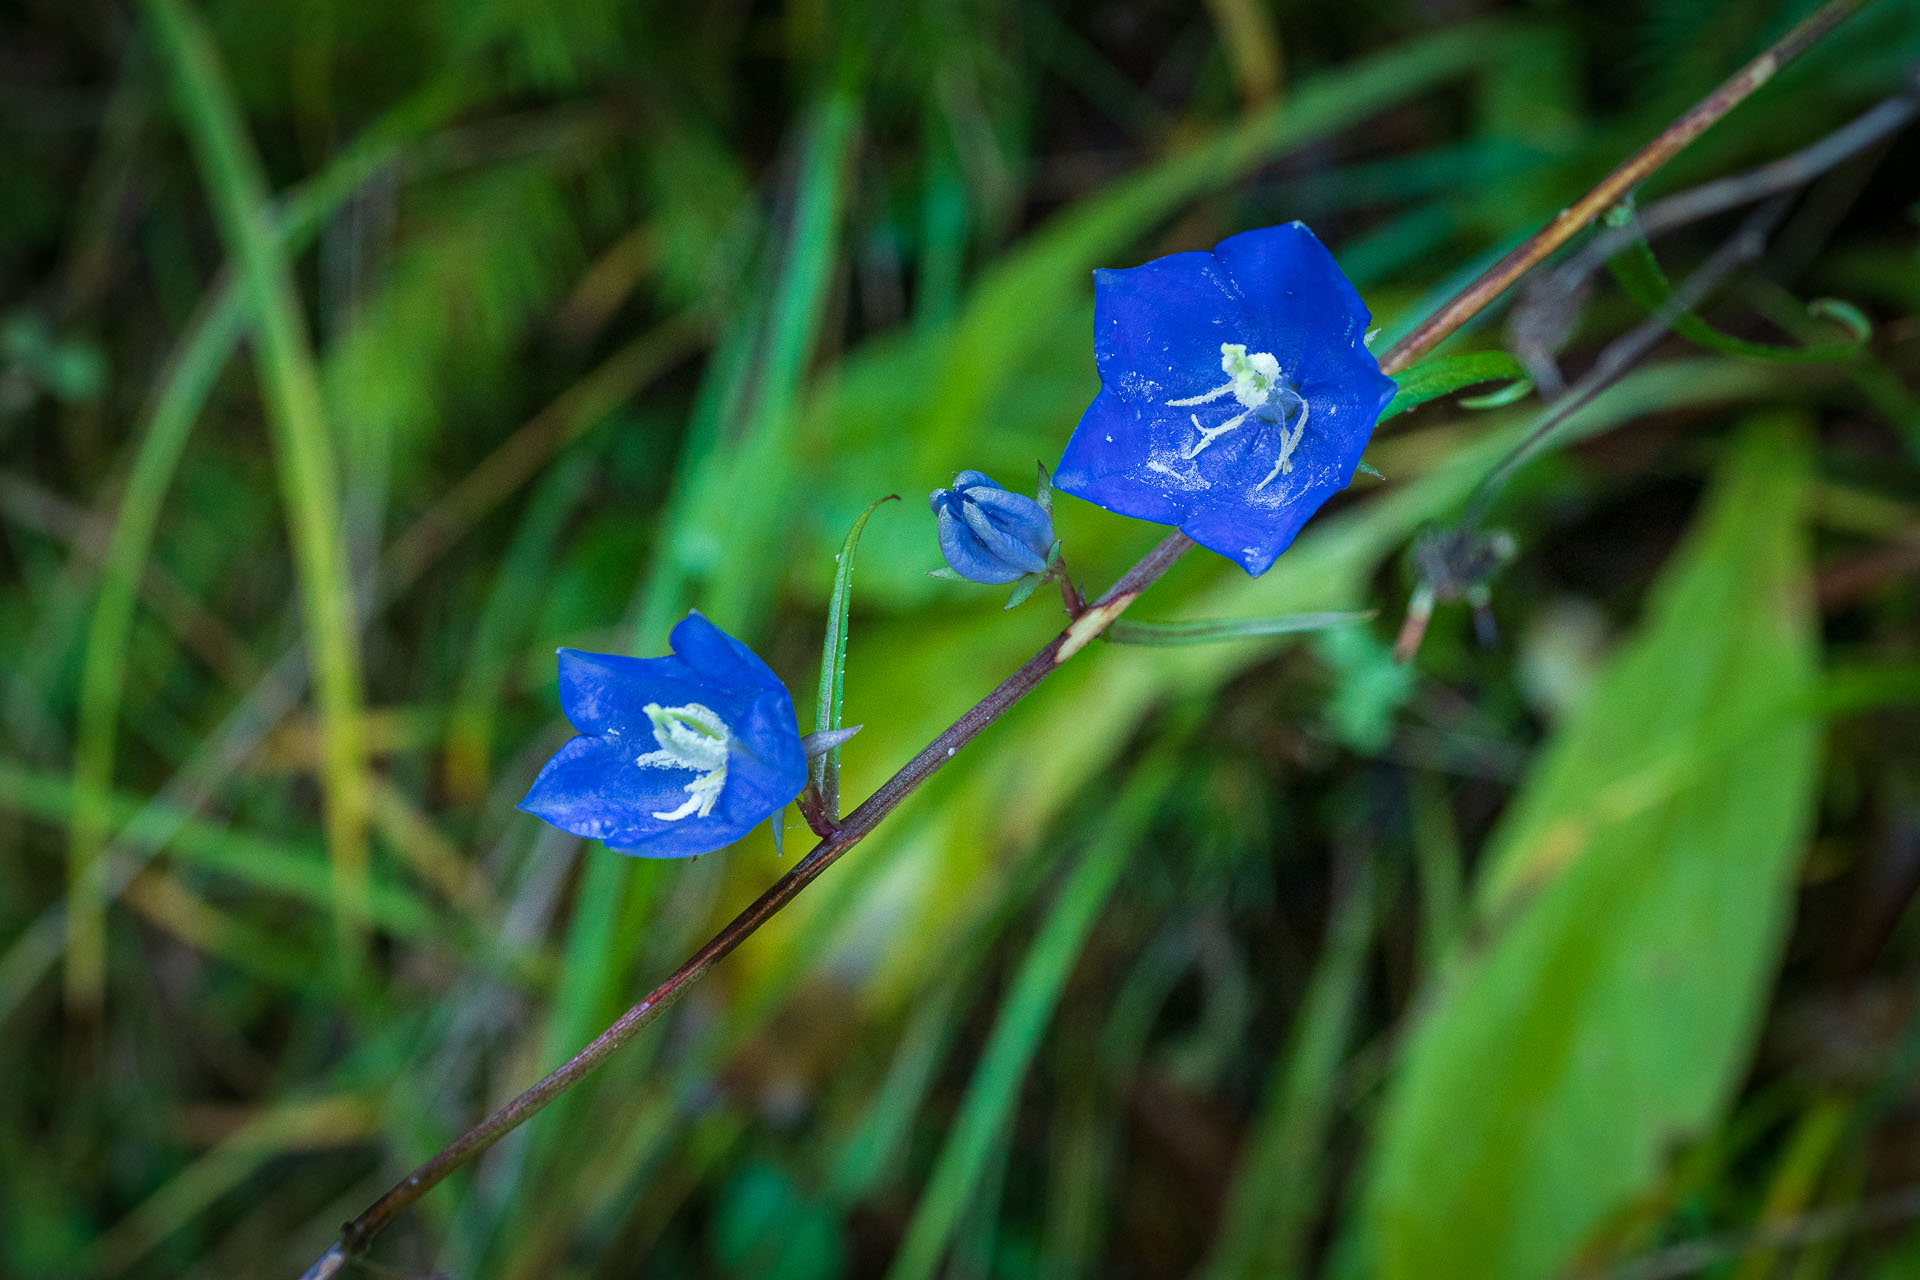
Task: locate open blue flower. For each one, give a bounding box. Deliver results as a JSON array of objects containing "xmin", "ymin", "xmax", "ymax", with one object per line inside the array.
[
  {"xmin": 930, "ymin": 470, "xmax": 1056, "ymax": 584},
  {"xmin": 1054, "ymin": 222, "xmax": 1395, "ymax": 576},
  {"xmin": 518, "ymin": 612, "xmax": 807, "ymax": 859}
]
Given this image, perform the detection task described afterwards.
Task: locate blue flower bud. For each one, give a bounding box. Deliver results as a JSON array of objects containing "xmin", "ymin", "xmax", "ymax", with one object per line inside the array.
[{"xmin": 929, "ymin": 470, "xmax": 1056, "ymax": 584}]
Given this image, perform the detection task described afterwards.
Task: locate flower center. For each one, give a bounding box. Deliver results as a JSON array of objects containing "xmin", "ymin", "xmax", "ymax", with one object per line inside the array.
[
  {"xmin": 633, "ymin": 701, "xmax": 730, "ymax": 821},
  {"xmin": 1167, "ymin": 343, "xmax": 1311, "ymax": 489}
]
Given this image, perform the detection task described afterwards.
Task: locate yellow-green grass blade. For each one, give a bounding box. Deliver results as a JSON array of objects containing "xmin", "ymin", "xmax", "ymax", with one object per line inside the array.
[
  {"xmin": 813, "ymin": 494, "xmax": 899, "ymax": 814},
  {"xmin": 62, "ymin": 67, "xmax": 473, "ymax": 1023},
  {"xmin": 140, "ymin": 0, "xmax": 370, "ymax": 977}
]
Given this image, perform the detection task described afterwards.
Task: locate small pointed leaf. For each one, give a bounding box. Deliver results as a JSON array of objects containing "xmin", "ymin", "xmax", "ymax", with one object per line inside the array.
[
  {"xmin": 814, "ymin": 495, "xmax": 897, "ymax": 816},
  {"xmin": 800, "ymin": 725, "xmax": 864, "ymax": 758},
  {"xmin": 1379, "ymin": 352, "xmax": 1533, "ymax": 423}
]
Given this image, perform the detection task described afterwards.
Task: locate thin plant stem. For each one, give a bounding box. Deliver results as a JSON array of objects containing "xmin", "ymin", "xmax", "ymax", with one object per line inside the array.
[
  {"xmin": 1386, "ymin": 0, "xmax": 1870, "ymax": 366},
  {"xmin": 300, "ymin": 4, "xmax": 1868, "ymax": 1269},
  {"xmin": 1550, "ymin": 75, "xmax": 1919, "ymax": 296},
  {"xmin": 1463, "ymin": 196, "xmax": 1792, "ymax": 528}
]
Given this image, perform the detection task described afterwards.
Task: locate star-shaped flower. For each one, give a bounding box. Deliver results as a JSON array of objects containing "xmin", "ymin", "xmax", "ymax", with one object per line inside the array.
[
  {"xmin": 1054, "ymin": 222, "xmax": 1395, "ymax": 576},
  {"xmin": 518, "ymin": 612, "xmax": 807, "ymax": 858}
]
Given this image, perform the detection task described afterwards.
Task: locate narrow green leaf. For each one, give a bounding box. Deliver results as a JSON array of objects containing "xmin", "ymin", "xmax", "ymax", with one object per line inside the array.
[
  {"xmin": 1609, "ymin": 234, "xmax": 1869, "ymax": 364},
  {"xmin": 1107, "ymin": 610, "xmax": 1372, "ymax": 647},
  {"xmin": 814, "ymin": 495, "xmax": 898, "ymax": 816},
  {"xmin": 0, "ymin": 760, "xmax": 435, "ymax": 943},
  {"xmin": 61, "ymin": 71, "xmax": 472, "ymax": 1030},
  {"xmin": 1378, "ymin": 351, "xmax": 1532, "ymax": 423},
  {"xmin": 1366, "ymin": 420, "xmax": 1820, "ymax": 1280},
  {"xmin": 1458, "ymin": 377, "xmax": 1536, "ymax": 409}
]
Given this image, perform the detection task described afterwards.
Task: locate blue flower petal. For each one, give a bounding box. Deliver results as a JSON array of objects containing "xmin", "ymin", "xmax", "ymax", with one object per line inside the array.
[
  {"xmin": 935, "ymin": 499, "xmax": 1026, "ymax": 583},
  {"xmin": 518, "ymin": 734, "xmax": 700, "ymax": 849},
  {"xmin": 957, "ymin": 486, "xmax": 1050, "ymax": 572},
  {"xmin": 557, "ymin": 649, "xmax": 707, "ymax": 736},
  {"xmin": 1212, "ymin": 223, "xmax": 1368, "ymax": 369},
  {"xmin": 667, "ymin": 611, "xmax": 780, "ymax": 704},
  {"xmin": 716, "ymin": 690, "xmax": 809, "ymax": 828},
  {"xmin": 1089, "ymin": 253, "xmax": 1244, "ymax": 402},
  {"xmin": 1054, "ymin": 386, "xmax": 1198, "ymax": 527}
]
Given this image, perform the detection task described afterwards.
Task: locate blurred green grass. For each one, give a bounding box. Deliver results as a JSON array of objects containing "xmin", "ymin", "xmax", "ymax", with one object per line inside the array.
[{"xmin": 3, "ymin": 1, "xmax": 1920, "ymax": 1276}]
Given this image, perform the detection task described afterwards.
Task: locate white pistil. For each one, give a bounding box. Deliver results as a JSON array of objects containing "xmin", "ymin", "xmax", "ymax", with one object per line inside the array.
[
  {"xmin": 633, "ymin": 701, "xmax": 730, "ymax": 821},
  {"xmin": 1168, "ymin": 342, "xmax": 1311, "ymax": 485}
]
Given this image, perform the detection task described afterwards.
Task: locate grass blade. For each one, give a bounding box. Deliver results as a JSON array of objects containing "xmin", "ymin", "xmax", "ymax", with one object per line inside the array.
[
  {"xmin": 1366, "ymin": 420, "xmax": 1821, "ymax": 1280},
  {"xmin": 1202, "ymin": 848, "xmax": 1376, "ymax": 1280},
  {"xmin": 886, "ymin": 762, "xmax": 1170, "ymax": 1280},
  {"xmin": 142, "ymin": 0, "xmax": 369, "ymax": 972},
  {"xmin": 1608, "ymin": 230, "xmax": 1870, "ymax": 363},
  {"xmin": 63, "ymin": 73, "xmax": 469, "ymax": 1018}
]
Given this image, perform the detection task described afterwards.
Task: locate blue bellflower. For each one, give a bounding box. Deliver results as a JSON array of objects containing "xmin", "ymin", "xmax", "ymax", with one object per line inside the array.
[
  {"xmin": 930, "ymin": 470, "xmax": 1056, "ymax": 584},
  {"xmin": 1054, "ymin": 222, "xmax": 1396, "ymax": 576},
  {"xmin": 518, "ymin": 612, "xmax": 807, "ymax": 858}
]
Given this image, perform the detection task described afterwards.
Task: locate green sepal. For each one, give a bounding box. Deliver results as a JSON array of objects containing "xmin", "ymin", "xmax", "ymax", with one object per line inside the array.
[{"xmin": 1004, "ymin": 572, "xmax": 1044, "ymax": 610}]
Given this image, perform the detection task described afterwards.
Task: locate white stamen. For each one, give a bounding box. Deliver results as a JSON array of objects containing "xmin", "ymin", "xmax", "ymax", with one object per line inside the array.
[
  {"xmin": 1167, "ymin": 342, "xmax": 1311, "ymax": 482},
  {"xmin": 633, "ymin": 701, "xmax": 730, "ymax": 821},
  {"xmin": 1183, "ymin": 410, "xmax": 1251, "ymax": 459},
  {"xmin": 1167, "ymin": 380, "xmax": 1235, "ymax": 408}
]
